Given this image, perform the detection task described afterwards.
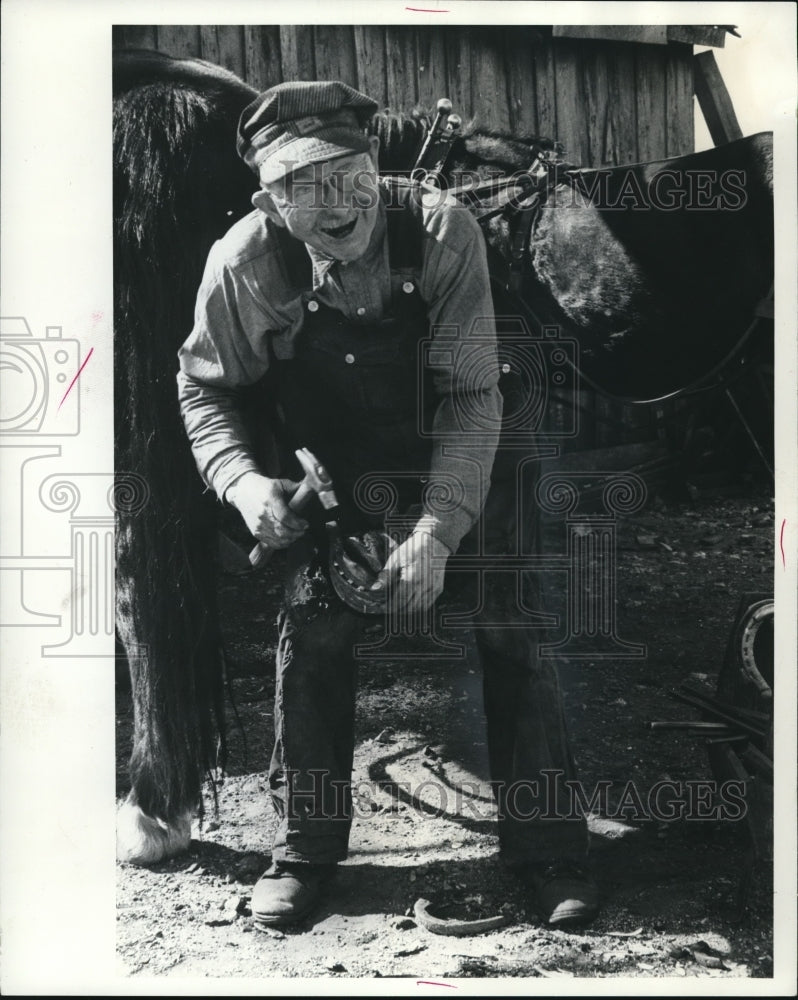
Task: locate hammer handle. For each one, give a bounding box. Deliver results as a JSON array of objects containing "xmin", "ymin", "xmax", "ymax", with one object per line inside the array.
[{"xmin": 248, "ymin": 479, "xmax": 315, "ymax": 568}]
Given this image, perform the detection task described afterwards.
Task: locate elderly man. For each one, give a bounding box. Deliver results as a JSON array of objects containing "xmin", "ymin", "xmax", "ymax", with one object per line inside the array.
[{"xmin": 177, "ymin": 80, "xmax": 598, "ymax": 929}]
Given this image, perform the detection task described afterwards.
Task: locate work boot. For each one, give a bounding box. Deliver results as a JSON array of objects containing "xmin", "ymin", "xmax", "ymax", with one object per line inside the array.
[
  {"xmin": 251, "ymin": 862, "xmax": 335, "ymax": 926},
  {"xmin": 527, "ymin": 861, "xmax": 600, "ymax": 928}
]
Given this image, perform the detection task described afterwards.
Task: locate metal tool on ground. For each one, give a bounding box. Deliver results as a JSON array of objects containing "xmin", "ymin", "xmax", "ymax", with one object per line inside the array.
[
  {"xmin": 413, "ymin": 897, "xmax": 509, "ymax": 936},
  {"xmin": 248, "ymin": 447, "xmax": 339, "ymax": 568}
]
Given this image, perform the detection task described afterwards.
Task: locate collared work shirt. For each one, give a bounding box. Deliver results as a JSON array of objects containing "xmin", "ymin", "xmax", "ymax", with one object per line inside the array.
[{"xmin": 177, "ymin": 181, "xmax": 502, "ymax": 553}]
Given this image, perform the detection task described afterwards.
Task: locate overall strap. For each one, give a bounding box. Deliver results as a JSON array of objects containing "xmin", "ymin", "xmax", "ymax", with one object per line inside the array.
[
  {"xmin": 272, "ymin": 218, "xmax": 314, "ymax": 292},
  {"xmin": 383, "ymin": 178, "xmax": 426, "ymax": 272}
]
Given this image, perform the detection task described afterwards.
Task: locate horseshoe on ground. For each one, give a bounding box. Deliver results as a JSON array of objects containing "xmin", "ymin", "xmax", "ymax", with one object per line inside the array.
[{"xmin": 413, "ymin": 897, "xmax": 510, "ymax": 936}]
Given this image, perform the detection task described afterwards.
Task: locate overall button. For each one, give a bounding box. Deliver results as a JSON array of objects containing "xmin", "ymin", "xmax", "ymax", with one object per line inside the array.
[
  {"xmin": 356, "ymin": 307, "xmax": 366, "ymax": 317},
  {"xmin": 402, "ymin": 281, "xmax": 415, "ymax": 294},
  {"xmin": 307, "ymin": 300, "xmax": 319, "ymax": 313},
  {"xmin": 345, "ymin": 353, "xmax": 355, "ymax": 365},
  {"xmin": 501, "ymin": 363, "xmax": 511, "ymax": 374}
]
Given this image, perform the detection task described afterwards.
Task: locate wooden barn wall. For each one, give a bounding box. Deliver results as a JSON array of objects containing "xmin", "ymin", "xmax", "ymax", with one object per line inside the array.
[{"xmin": 113, "ymin": 24, "xmax": 694, "ymax": 165}]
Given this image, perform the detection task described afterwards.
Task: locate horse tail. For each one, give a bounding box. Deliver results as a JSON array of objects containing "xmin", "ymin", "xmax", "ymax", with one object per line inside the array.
[{"xmin": 113, "ymin": 50, "xmax": 257, "ymax": 861}]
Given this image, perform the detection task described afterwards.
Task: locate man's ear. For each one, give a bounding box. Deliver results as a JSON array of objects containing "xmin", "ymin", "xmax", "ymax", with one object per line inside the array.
[
  {"xmin": 367, "ymin": 134, "xmax": 380, "ymax": 170},
  {"xmin": 252, "ymin": 188, "xmax": 284, "ymax": 226}
]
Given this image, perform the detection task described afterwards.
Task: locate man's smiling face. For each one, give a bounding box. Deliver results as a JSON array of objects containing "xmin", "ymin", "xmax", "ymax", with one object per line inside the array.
[{"xmin": 257, "ymin": 136, "xmax": 381, "ymax": 263}]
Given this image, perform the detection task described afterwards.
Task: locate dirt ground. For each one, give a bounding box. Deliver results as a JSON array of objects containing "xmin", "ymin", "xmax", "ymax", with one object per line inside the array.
[{"xmin": 116, "ymin": 481, "xmax": 776, "ymax": 982}]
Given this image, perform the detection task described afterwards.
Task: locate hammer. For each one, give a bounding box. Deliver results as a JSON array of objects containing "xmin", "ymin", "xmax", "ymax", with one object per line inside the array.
[{"xmin": 248, "ymin": 447, "xmax": 339, "ymax": 568}]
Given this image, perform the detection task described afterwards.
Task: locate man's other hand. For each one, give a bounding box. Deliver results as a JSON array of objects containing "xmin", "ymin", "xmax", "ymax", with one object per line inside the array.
[
  {"xmin": 227, "ymin": 473, "xmax": 308, "ymax": 549},
  {"xmin": 371, "ymin": 531, "xmax": 451, "ymax": 613}
]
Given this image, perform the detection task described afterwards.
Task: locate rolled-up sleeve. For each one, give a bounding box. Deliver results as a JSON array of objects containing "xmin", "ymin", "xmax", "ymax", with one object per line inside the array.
[
  {"xmin": 177, "ymin": 238, "xmax": 274, "ymax": 500},
  {"xmin": 414, "ymin": 195, "xmax": 502, "ymax": 553}
]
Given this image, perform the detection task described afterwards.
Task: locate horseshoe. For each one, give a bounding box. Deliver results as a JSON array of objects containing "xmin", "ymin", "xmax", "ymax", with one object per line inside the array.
[{"xmin": 413, "ymin": 897, "xmax": 510, "ymax": 937}]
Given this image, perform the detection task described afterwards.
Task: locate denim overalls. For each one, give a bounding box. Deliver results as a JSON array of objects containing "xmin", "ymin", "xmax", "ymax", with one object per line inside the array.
[
  {"xmin": 269, "ymin": 190, "xmax": 435, "ymax": 526},
  {"xmin": 263, "ymin": 184, "xmax": 588, "ymax": 869}
]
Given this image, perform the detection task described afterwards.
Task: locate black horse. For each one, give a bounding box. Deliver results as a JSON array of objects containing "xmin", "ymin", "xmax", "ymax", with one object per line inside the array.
[{"xmin": 113, "ymin": 48, "xmax": 773, "ymax": 863}]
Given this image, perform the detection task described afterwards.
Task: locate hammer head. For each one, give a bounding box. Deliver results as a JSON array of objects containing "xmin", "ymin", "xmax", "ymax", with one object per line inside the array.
[{"xmin": 295, "ymin": 447, "xmax": 339, "ymax": 509}]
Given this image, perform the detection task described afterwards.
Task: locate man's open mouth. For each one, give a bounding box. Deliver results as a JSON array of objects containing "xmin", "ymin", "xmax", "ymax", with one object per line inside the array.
[{"xmin": 321, "ymin": 219, "xmax": 357, "ymax": 239}]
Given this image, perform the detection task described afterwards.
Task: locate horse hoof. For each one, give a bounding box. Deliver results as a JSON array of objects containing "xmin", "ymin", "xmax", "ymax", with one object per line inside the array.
[{"xmin": 116, "ymin": 798, "xmax": 192, "ymax": 865}]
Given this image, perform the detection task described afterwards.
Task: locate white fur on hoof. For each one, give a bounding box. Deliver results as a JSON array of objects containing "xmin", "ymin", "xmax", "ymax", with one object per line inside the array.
[{"xmin": 116, "ymin": 797, "xmax": 192, "ymax": 865}]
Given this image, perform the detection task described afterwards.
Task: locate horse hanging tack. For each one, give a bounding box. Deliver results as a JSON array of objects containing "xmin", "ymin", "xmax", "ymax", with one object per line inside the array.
[{"xmin": 412, "ymin": 97, "xmax": 462, "ymax": 183}]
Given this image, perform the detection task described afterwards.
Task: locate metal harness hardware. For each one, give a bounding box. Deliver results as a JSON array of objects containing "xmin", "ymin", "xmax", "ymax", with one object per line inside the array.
[{"xmin": 409, "ymin": 101, "xmax": 572, "ymax": 296}]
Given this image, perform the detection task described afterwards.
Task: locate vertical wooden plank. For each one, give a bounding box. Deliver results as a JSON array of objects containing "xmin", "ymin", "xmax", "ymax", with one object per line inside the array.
[
  {"xmin": 199, "ymin": 26, "xmax": 221, "ymax": 65},
  {"xmin": 665, "ymin": 42, "xmax": 694, "ymax": 156},
  {"xmin": 693, "ymin": 50, "xmax": 743, "ymax": 145},
  {"xmin": 313, "ymin": 25, "xmax": 358, "ymax": 87},
  {"xmin": 635, "ymin": 44, "xmax": 668, "ymax": 161},
  {"xmin": 580, "ymin": 41, "xmax": 610, "ymax": 166},
  {"xmin": 606, "ymin": 42, "xmax": 638, "ymax": 164},
  {"xmin": 355, "ymin": 26, "xmax": 387, "ymax": 104},
  {"xmin": 442, "ymin": 26, "xmax": 471, "ymax": 122},
  {"xmin": 113, "ymin": 25, "xmax": 157, "ymax": 50},
  {"xmin": 504, "ymin": 26, "xmax": 538, "ymax": 138},
  {"xmin": 279, "ymin": 25, "xmax": 316, "ymax": 80},
  {"xmin": 156, "ymin": 26, "xmax": 201, "ymax": 59},
  {"xmin": 532, "ymin": 29, "xmax": 557, "ymax": 145},
  {"xmin": 416, "ymin": 27, "xmax": 449, "ymax": 112},
  {"xmin": 244, "ymin": 26, "xmax": 282, "ymax": 90},
  {"xmin": 553, "ymin": 37, "xmax": 586, "ymax": 164},
  {"xmin": 471, "ymin": 26, "xmax": 511, "ymax": 131},
  {"xmin": 384, "ymin": 25, "xmax": 419, "ymax": 109},
  {"xmin": 199, "ymin": 26, "xmax": 245, "ymax": 79},
  {"xmin": 217, "ymin": 27, "xmax": 245, "ymax": 78}
]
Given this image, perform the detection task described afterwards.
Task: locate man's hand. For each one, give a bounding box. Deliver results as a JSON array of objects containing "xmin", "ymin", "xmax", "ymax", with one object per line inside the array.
[
  {"xmin": 371, "ymin": 531, "xmax": 451, "ymax": 613},
  {"xmin": 227, "ymin": 472, "xmax": 308, "ymax": 549}
]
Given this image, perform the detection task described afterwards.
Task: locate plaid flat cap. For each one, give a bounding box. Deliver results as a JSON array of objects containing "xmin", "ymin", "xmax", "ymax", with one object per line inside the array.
[{"xmin": 237, "ymin": 80, "xmax": 379, "ymax": 183}]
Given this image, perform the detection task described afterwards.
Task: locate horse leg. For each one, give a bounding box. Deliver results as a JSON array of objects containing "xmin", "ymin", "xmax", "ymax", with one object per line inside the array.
[
  {"xmin": 114, "ymin": 564, "xmax": 191, "ymax": 863},
  {"xmin": 115, "ymin": 518, "xmax": 222, "ymax": 865}
]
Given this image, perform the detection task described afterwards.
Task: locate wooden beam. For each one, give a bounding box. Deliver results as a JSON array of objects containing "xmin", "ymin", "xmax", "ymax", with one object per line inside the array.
[
  {"xmin": 552, "ymin": 24, "xmax": 732, "ymax": 48},
  {"xmin": 668, "ymin": 25, "xmax": 729, "ymax": 48},
  {"xmin": 694, "ymin": 49, "xmax": 743, "ymax": 146},
  {"xmin": 553, "ymin": 25, "xmax": 668, "ymax": 45}
]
